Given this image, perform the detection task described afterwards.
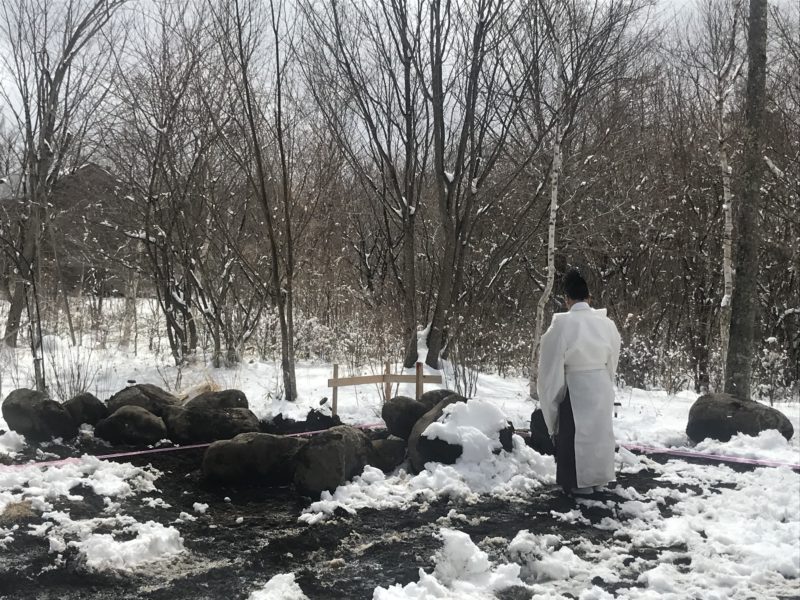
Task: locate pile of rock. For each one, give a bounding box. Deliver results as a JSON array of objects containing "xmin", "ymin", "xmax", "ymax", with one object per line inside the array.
[
  {"xmin": 0, "ymin": 384, "xmax": 261, "ymax": 447},
  {"xmin": 384, "ymin": 389, "xmax": 514, "ymax": 473},
  {"xmin": 1, "ymin": 385, "xmax": 516, "ymax": 499},
  {"xmin": 201, "ymin": 388, "xmax": 511, "ymax": 496}
]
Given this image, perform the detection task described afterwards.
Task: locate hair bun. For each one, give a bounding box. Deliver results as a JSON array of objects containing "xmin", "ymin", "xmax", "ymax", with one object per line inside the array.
[{"xmin": 564, "ymin": 268, "xmax": 589, "ymax": 300}]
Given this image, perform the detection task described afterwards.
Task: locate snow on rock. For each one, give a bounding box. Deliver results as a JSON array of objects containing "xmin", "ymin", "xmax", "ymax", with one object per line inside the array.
[
  {"xmin": 248, "ymin": 573, "xmax": 309, "ymax": 600},
  {"xmin": 299, "ymin": 401, "xmax": 554, "ymax": 524},
  {"xmin": 76, "ymin": 521, "xmax": 184, "ymax": 572},
  {"xmin": 422, "ymin": 399, "xmax": 508, "ymax": 462},
  {"xmin": 373, "ymin": 528, "xmax": 521, "ymax": 599},
  {"xmin": 193, "ymin": 502, "xmax": 209, "ymax": 514}
]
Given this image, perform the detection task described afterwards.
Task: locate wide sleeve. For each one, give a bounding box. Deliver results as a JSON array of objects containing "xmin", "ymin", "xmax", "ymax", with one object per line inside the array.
[
  {"xmin": 537, "ymin": 318, "xmax": 567, "ymax": 435},
  {"xmin": 606, "ymin": 319, "xmax": 621, "ymax": 383}
]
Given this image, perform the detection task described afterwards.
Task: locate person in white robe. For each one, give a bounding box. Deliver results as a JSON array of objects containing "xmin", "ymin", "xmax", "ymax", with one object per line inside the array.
[{"xmin": 537, "ymin": 269, "xmax": 621, "ymax": 495}]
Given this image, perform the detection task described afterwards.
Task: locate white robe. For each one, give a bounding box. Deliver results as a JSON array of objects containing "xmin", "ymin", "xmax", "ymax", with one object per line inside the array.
[{"xmin": 537, "ymin": 302, "xmax": 621, "ymax": 488}]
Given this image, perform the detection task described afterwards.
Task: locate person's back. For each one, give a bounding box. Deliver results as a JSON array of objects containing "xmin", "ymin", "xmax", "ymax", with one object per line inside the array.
[
  {"xmin": 537, "ymin": 269, "xmax": 621, "ymax": 495},
  {"xmin": 556, "ymin": 305, "xmax": 620, "ymax": 381}
]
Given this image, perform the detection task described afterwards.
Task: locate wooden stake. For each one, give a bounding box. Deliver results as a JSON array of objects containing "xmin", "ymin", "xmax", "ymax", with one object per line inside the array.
[
  {"xmin": 415, "ymin": 362, "xmax": 423, "ymax": 400},
  {"xmin": 332, "ymin": 363, "xmax": 339, "ymax": 417},
  {"xmin": 384, "ymin": 361, "xmax": 391, "ymax": 401}
]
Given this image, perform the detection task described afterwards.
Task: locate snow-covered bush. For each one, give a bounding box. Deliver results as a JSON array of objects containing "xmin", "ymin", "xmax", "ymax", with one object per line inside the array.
[{"xmin": 755, "ymin": 337, "xmax": 795, "ymax": 405}]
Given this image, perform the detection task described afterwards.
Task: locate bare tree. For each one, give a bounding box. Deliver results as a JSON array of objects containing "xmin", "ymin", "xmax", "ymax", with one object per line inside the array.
[
  {"xmin": 0, "ymin": 0, "xmax": 126, "ymax": 390},
  {"xmin": 302, "ymin": 0, "xmax": 430, "ymax": 368},
  {"xmin": 206, "ymin": 0, "xmax": 300, "ymax": 399}
]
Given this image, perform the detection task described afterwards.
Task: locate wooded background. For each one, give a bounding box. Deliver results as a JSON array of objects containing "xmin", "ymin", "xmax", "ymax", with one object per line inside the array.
[{"xmin": 0, "ymin": 0, "xmax": 796, "ymax": 402}]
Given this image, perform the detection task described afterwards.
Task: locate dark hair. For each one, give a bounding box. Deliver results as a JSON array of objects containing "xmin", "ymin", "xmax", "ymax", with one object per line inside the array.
[{"xmin": 563, "ymin": 268, "xmax": 589, "ymax": 300}]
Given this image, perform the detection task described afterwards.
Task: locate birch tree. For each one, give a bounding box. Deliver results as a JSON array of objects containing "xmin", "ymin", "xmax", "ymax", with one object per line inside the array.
[{"xmin": 676, "ymin": 0, "xmax": 745, "ymax": 381}]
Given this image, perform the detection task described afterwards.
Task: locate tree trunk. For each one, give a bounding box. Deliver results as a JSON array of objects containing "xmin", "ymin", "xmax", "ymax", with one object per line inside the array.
[
  {"xmin": 402, "ymin": 217, "xmax": 419, "ymax": 369},
  {"xmin": 425, "ymin": 220, "xmax": 457, "ymax": 369},
  {"xmin": 119, "ymin": 266, "xmax": 140, "ymax": 350},
  {"xmin": 4, "ymin": 280, "xmax": 28, "ymax": 348},
  {"xmin": 3, "ymin": 206, "xmax": 41, "ymax": 348},
  {"xmin": 724, "ymin": 0, "xmax": 767, "ymax": 399},
  {"xmin": 530, "ymin": 118, "xmax": 563, "ymax": 399},
  {"xmin": 717, "ymin": 95, "xmax": 734, "ymax": 377}
]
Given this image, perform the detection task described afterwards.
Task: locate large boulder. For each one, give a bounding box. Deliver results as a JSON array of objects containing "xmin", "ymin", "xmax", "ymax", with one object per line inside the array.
[
  {"xmin": 202, "ymin": 432, "xmax": 307, "ymax": 484},
  {"xmin": 418, "ymin": 389, "xmax": 458, "ymax": 412},
  {"xmin": 368, "ymin": 435, "xmax": 407, "ymax": 472},
  {"xmin": 382, "ymin": 396, "xmax": 429, "ymax": 440},
  {"xmin": 527, "ymin": 408, "xmax": 556, "ymax": 456},
  {"xmin": 686, "ymin": 393, "xmax": 794, "ymax": 443},
  {"xmin": 293, "ymin": 425, "xmax": 373, "ymax": 496},
  {"xmin": 106, "ymin": 384, "xmax": 180, "ymax": 418},
  {"xmin": 184, "ymin": 389, "xmax": 248, "ymax": 411},
  {"xmin": 64, "ymin": 392, "xmax": 109, "ymax": 427},
  {"xmin": 1, "ymin": 389, "xmax": 78, "ymax": 442},
  {"xmin": 95, "ymin": 406, "xmax": 167, "ymax": 446},
  {"xmin": 407, "ymin": 395, "xmax": 467, "ymax": 473},
  {"xmin": 163, "ymin": 406, "xmax": 260, "ymax": 444}
]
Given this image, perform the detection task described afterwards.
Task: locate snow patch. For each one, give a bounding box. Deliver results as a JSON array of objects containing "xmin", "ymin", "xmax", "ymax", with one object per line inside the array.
[
  {"xmin": 374, "ymin": 528, "xmax": 521, "ymax": 599},
  {"xmin": 0, "ymin": 430, "xmax": 25, "ymax": 456},
  {"xmin": 248, "ymin": 573, "xmax": 309, "ymax": 600},
  {"xmin": 76, "ymin": 521, "xmax": 184, "ymax": 572}
]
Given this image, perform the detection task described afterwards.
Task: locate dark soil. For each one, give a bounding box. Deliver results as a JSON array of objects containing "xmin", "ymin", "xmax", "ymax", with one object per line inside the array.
[{"xmin": 0, "ymin": 438, "xmax": 780, "ymax": 600}]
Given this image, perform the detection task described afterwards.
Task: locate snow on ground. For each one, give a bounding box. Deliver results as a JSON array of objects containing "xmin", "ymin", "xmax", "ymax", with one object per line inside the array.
[
  {"xmin": 0, "ymin": 456, "xmax": 183, "ymax": 571},
  {"xmin": 374, "ymin": 528, "xmax": 523, "ymax": 599},
  {"xmin": 248, "ymin": 573, "xmax": 310, "ymax": 600},
  {"xmin": 367, "ymin": 455, "xmax": 800, "ymax": 599},
  {"xmin": 2, "ymin": 337, "xmax": 799, "ymax": 595},
  {"xmin": 1, "ymin": 334, "xmax": 798, "ymax": 466}
]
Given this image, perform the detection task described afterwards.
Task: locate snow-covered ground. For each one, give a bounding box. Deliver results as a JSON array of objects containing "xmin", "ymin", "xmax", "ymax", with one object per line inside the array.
[{"xmin": 1, "ymin": 341, "xmax": 799, "ymax": 599}]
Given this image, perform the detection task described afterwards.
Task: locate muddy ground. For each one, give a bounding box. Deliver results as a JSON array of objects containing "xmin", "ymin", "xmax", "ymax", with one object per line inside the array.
[{"xmin": 0, "ymin": 440, "xmax": 788, "ymax": 600}]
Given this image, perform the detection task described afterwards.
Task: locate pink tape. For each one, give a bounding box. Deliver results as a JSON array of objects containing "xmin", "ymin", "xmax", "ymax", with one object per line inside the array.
[
  {"xmin": 0, "ymin": 422, "xmax": 386, "ymax": 471},
  {"xmin": 621, "ymin": 443, "xmax": 800, "ymax": 471}
]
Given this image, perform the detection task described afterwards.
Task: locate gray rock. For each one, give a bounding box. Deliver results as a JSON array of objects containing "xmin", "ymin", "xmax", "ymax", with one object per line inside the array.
[
  {"xmin": 184, "ymin": 389, "xmax": 248, "ymax": 411},
  {"xmin": 202, "ymin": 432, "xmax": 307, "ymax": 484},
  {"xmin": 368, "ymin": 436, "xmax": 407, "ymax": 472},
  {"xmin": 163, "ymin": 406, "xmax": 260, "ymax": 444},
  {"xmin": 382, "ymin": 396, "xmax": 429, "ymax": 440},
  {"xmin": 1, "ymin": 388, "xmax": 78, "ymax": 442},
  {"xmin": 293, "ymin": 425, "xmax": 373, "ymax": 496},
  {"xmin": 407, "ymin": 395, "xmax": 467, "ymax": 473},
  {"xmin": 418, "ymin": 389, "xmax": 459, "ymax": 412},
  {"xmin": 686, "ymin": 393, "xmax": 794, "ymax": 443},
  {"xmin": 527, "ymin": 409, "xmax": 555, "ymax": 456},
  {"xmin": 64, "ymin": 392, "xmax": 108, "ymax": 426},
  {"xmin": 499, "ymin": 421, "xmax": 515, "ymax": 453},
  {"xmin": 106, "ymin": 384, "xmax": 180, "ymax": 418},
  {"xmin": 95, "ymin": 406, "xmax": 167, "ymax": 446}
]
